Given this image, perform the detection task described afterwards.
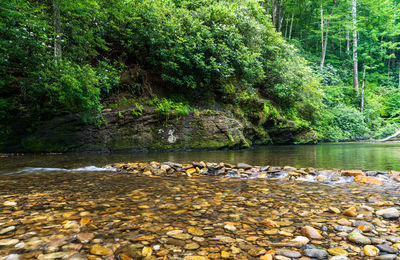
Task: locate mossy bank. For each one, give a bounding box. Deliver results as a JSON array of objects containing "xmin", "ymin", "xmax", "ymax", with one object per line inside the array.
[{"xmin": 2, "ymin": 105, "xmax": 317, "ymax": 153}]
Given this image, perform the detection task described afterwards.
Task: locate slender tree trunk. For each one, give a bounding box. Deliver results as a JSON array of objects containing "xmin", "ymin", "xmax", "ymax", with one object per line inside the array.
[
  {"xmin": 53, "ymin": 0, "xmax": 62, "ymax": 60},
  {"xmin": 321, "ymin": 2, "xmax": 324, "ymax": 52},
  {"xmin": 398, "ymin": 67, "xmax": 400, "ymax": 89},
  {"xmin": 289, "ymin": 12, "xmax": 294, "ymax": 39},
  {"xmin": 361, "ymin": 67, "xmax": 366, "ymax": 113},
  {"xmin": 261, "ymin": 0, "xmax": 264, "ymax": 7},
  {"xmin": 320, "ymin": 0, "xmax": 336, "ymax": 70},
  {"xmin": 285, "ymin": 15, "xmax": 289, "ymax": 37},
  {"xmin": 266, "ymin": 0, "xmax": 270, "ymax": 14},
  {"xmin": 352, "ymin": 0, "xmax": 359, "ymax": 92},
  {"xmin": 346, "ymin": 30, "xmax": 350, "ymax": 54},
  {"xmin": 273, "ymin": 0, "xmax": 277, "ymax": 29},
  {"xmin": 279, "ymin": 5, "xmax": 285, "ymax": 32}
]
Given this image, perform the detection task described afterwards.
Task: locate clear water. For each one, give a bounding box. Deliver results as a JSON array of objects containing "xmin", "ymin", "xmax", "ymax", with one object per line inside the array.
[{"xmin": 2, "ymin": 142, "xmax": 400, "ymax": 175}]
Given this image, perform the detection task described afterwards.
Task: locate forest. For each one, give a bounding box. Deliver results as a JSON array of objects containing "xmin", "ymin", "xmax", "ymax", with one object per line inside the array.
[{"xmin": 1, "ymin": 0, "xmax": 400, "ymax": 150}]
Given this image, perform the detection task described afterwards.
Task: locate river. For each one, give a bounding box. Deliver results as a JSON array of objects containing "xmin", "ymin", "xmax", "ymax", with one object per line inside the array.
[{"xmin": 1, "ymin": 143, "xmax": 400, "ymax": 259}]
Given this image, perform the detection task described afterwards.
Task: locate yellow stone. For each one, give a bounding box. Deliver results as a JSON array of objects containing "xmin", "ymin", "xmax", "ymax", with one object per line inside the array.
[
  {"xmin": 80, "ymin": 217, "xmax": 91, "ymax": 227},
  {"xmin": 328, "ymin": 247, "xmax": 348, "ymax": 256},
  {"xmin": 221, "ymin": 251, "xmax": 230, "ymax": 259},
  {"xmin": 188, "ymin": 227, "xmax": 204, "ymax": 236},
  {"xmin": 341, "ymin": 170, "xmax": 364, "ymax": 176},
  {"xmin": 183, "ymin": 256, "xmax": 209, "ymax": 260},
  {"xmin": 90, "ymin": 245, "xmax": 112, "ymax": 256},
  {"xmin": 186, "ymin": 168, "xmax": 197, "ymax": 175},
  {"xmin": 142, "ymin": 246, "xmax": 152, "ymax": 257},
  {"xmin": 354, "ymin": 175, "xmax": 383, "ymax": 185},
  {"xmin": 363, "ymin": 245, "xmax": 378, "ymax": 257},
  {"xmin": 259, "ymin": 254, "xmax": 273, "ymax": 260},
  {"xmin": 62, "ymin": 211, "xmax": 77, "ymax": 218}
]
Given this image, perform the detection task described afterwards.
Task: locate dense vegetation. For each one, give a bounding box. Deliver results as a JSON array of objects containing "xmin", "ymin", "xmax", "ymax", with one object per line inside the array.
[{"xmin": 1, "ymin": 0, "xmax": 400, "ymax": 150}]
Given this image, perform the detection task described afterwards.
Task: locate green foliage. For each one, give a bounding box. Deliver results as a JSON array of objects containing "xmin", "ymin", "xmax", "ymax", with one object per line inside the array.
[{"xmin": 151, "ymin": 97, "xmax": 192, "ymax": 116}]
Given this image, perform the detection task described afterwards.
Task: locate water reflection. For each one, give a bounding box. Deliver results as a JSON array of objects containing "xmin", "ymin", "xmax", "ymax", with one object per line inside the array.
[{"xmin": 2, "ymin": 142, "xmax": 400, "ymax": 174}]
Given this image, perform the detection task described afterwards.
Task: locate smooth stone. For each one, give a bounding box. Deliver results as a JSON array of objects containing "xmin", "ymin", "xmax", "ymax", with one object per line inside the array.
[
  {"xmin": 301, "ymin": 226, "xmax": 323, "ymax": 240},
  {"xmin": 0, "ymin": 255, "xmax": 20, "ymax": 260},
  {"xmin": 0, "ymin": 226, "xmax": 16, "ymax": 235},
  {"xmin": 375, "ymin": 255, "xmax": 397, "ymax": 260},
  {"xmin": 184, "ymin": 242, "xmax": 200, "ymax": 250},
  {"xmin": 37, "ymin": 252, "xmax": 68, "ymax": 259},
  {"xmin": 334, "ymin": 225, "xmax": 353, "ymax": 232},
  {"xmin": 237, "ymin": 163, "xmax": 252, "ymax": 169},
  {"xmin": 376, "ymin": 244, "xmax": 398, "ymax": 253},
  {"xmin": 343, "ymin": 207, "xmax": 357, "ymax": 217},
  {"xmin": 291, "ymin": 236, "xmax": 310, "ymax": 246},
  {"xmin": 275, "ymin": 256, "xmax": 291, "ymax": 260},
  {"xmin": 90, "ymin": 245, "xmax": 112, "ymax": 256},
  {"xmin": 275, "ymin": 249, "xmax": 301, "ymax": 258},
  {"xmin": 348, "ymin": 231, "xmax": 371, "ymax": 245},
  {"xmin": 188, "ymin": 227, "xmax": 204, "ymax": 236},
  {"xmin": 352, "ymin": 221, "xmax": 374, "ymax": 230},
  {"xmin": 303, "ymin": 249, "xmax": 328, "ymax": 259},
  {"xmin": 376, "ymin": 208, "xmax": 399, "ymax": 219},
  {"xmin": 76, "ymin": 233, "xmax": 94, "ymax": 243},
  {"xmin": 329, "ymin": 257, "xmax": 349, "ymax": 260},
  {"xmin": 384, "ymin": 236, "xmax": 400, "ymax": 243},
  {"xmin": 363, "ymin": 245, "xmax": 379, "ymax": 256},
  {"xmin": 337, "ymin": 218, "xmax": 352, "ymax": 226},
  {"xmin": 224, "ymin": 224, "xmax": 237, "ymax": 232},
  {"xmin": 0, "ymin": 239, "xmax": 19, "ymax": 246},
  {"xmin": 328, "ymin": 247, "xmax": 348, "ymax": 256}
]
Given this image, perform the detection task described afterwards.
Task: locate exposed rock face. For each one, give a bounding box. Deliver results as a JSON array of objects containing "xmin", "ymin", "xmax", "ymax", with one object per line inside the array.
[{"xmin": 6, "ymin": 108, "xmax": 317, "ymax": 152}]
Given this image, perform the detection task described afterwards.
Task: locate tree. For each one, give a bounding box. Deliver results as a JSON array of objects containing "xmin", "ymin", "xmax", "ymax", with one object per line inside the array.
[{"xmin": 352, "ymin": 0, "xmax": 359, "ymax": 92}]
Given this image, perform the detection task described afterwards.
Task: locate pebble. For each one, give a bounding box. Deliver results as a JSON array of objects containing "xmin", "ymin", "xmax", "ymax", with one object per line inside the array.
[
  {"xmin": 275, "ymin": 249, "xmax": 301, "ymax": 258},
  {"xmin": 376, "ymin": 244, "xmax": 398, "ymax": 253},
  {"xmin": 343, "ymin": 207, "xmax": 357, "ymax": 217},
  {"xmin": 328, "ymin": 247, "xmax": 348, "ymax": 256},
  {"xmin": 375, "ymin": 255, "xmax": 397, "ymax": 260},
  {"xmin": 0, "ymin": 226, "xmax": 16, "ymax": 235},
  {"xmin": 363, "ymin": 245, "xmax": 379, "ymax": 256},
  {"xmin": 348, "ymin": 231, "xmax": 371, "ymax": 245},
  {"xmin": 301, "ymin": 226, "xmax": 323, "ymax": 240},
  {"xmin": 303, "ymin": 248, "xmax": 328, "ymax": 259},
  {"xmin": 0, "ymin": 239, "xmax": 19, "ymax": 246},
  {"xmin": 376, "ymin": 208, "xmax": 399, "ymax": 219},
  {"xmin": 90, "ymin": 245, "xmax": 112, "ymax": 256}
]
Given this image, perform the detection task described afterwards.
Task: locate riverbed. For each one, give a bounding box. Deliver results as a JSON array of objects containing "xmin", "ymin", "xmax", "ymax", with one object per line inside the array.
[{"xmin": 1, "ymin": 143, "xmax": 400, "ymax": 259}]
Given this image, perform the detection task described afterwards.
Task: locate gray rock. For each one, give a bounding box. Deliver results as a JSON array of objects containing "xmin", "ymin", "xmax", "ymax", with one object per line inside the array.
[
  {"xmin": 348, "ymin": 231, "xmax": 371, "ymax": 245},
  {"xmin": 236, "ymin": 163, "xmax": 252, "ymax": 169},
  {"xmin": 376, "ymin": 244, "xmax": 398, "ymax": 254},
  {"xmin": 329, "ymin": 257, "xmax": 349, "ymax": 260},
  {"xmin": 334, "ymin": 225, "xmax": 353, "ymax": 232},
  {"xmin": 376, "ymin": 208, "xmax": 399, "ymax": 219},
  {"xmin": 275, "ymin": 249, "xmax": 302, "ymax": 258},
  {"xmin": 0, "ymin": 255, "xmax": 20, "ymax": 260},
  {"xmin": 303, "ymin": 248, "xmax": 328, "ymax": 259},
  {"xmin": 375, "ymin": 255, "xmax": 397, "ymax": 260},
  {"xmin": 352, "ymin": 220, "xmax": 375, "ymax": 230},
  {"xmin": 384, "ymin": 236, "xmax": 400, "ymax": 243}
]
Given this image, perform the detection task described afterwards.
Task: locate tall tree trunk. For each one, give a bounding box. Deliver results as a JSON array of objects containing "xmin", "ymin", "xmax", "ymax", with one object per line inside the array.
[
  {"xmin": 361, "ymin": 67, "xmax": 366, "ymax": 113},
  {"xmin": 53, "ymin": 0, "xmax": 62, "ymax": 60},
  {"xmin": 320, "ymin": 0, "xmax": 336, "ymax": 70},
  {"xmin": 352, "ymin": 0, "xmax": 359, "ymax": 92},
  {"xmin": 273, "ymin": 1, "xmax": 277, "ymax": 29},
  {"xmin": 261, "ymin": 0, "xmax": 264, "ymax": 7},
  {"xmin": 279, "ymin": 4, "xmax": 285, "ymax": 32},
  {"xmin": 289, "ymin": 12, "xmax": 294, "ymax": 39},
  {"xmin": 321, "ymin": 2, "xmax": 324, "ymax": 52},
  {"xmin": 346, "ymin": 30, "xmax": 350, "ymax": 54},
  {"xmin": 285, "ymin": 15, "xmax": 289, "ymax": 37},
  {"xmin": 266, "ymin": 0, "xmax": 270, "ymax": 15}
]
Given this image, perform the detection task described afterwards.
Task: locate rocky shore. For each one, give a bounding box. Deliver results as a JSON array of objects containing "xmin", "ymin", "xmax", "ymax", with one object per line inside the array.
[
  {"xmin": 1, "ymin": 162, "xmax": 400, "ymax": 259},
  {"xmin": 111, "ymin": 161, "xmax": 400, "ymax": 186}
]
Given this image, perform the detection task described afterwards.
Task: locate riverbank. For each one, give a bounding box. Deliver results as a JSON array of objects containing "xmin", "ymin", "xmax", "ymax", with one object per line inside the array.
[{"xmin": 1, "ymin": 167, "xmax": 400, "ymax": 259}]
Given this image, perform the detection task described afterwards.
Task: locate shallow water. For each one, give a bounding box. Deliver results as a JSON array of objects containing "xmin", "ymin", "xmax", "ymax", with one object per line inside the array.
[
  {"xmin": 2, "ymin": 142, "xmax": 400, "ymax": 175},
  {"xmin": 2, "ymin": 143, "xmax": 400, "ymax": 259}
]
